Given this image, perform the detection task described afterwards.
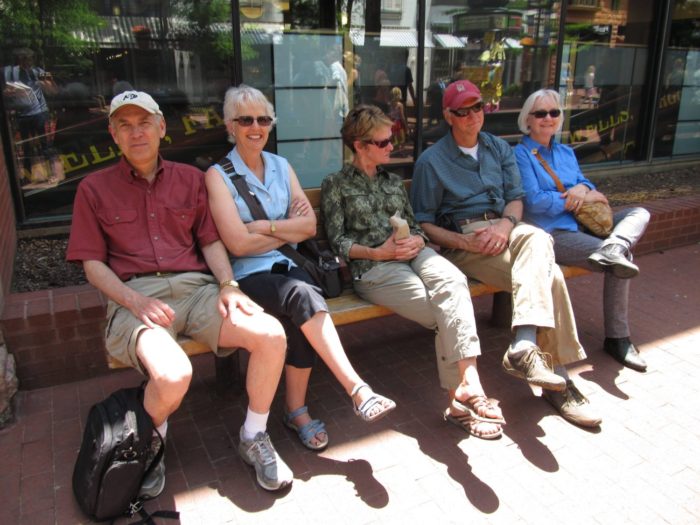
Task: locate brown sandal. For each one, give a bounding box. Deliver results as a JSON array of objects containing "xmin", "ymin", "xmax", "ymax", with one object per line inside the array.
[
  {"xmin": 444, "ymin": 409, "xmax": 503, "ymax": 440},
  {"xmin": 452, "ymin": 395, "xmax": 506, "ymax": 425}
]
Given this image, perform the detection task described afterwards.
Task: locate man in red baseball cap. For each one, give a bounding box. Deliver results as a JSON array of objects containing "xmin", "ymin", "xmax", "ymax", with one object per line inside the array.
[{"xmin": 411, "ymin": 80, "xmax": 601, "ymax": 430}]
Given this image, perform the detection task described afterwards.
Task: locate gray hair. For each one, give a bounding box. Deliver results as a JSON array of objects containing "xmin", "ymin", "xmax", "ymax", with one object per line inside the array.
[
  {"xmin": 517, "ymin": 89, "xmax": 563, "ymax": 135},
  {"xmin": 222, "ymin": 84, "xmax": 276, "ymax": 143}
]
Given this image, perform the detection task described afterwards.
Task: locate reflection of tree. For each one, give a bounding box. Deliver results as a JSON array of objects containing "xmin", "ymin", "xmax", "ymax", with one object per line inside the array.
[
  {"xmin": 170, "ymin": 0, "xmax": 238, "ymax": 60},
  {"xmin": 0, "ymin": 0, "xmax": 103, "ymax": 73}
]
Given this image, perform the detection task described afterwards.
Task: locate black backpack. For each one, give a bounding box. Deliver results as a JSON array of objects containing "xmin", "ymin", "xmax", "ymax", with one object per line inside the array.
[{"xmin": 72, "ymin": 385, "xmax": 178, "ymax": 523}]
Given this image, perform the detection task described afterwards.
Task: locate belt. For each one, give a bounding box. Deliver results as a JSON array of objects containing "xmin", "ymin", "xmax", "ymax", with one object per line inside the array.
[
  {"xmin": 456, "ymin": 212, "xmax": 500, "ymax": 226},
  {"xmin": 131, "ymin": 271, "xmax": 175, "ymax": 279}
]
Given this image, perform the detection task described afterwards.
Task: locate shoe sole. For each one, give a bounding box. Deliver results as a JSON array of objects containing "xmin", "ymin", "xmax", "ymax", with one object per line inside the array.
[
  {"xmin": 238, "ymin": 448, "xmax": 293, "ymax": 492},
  {"xmin": 587, "ymin": 254, "xmax": 639, "ymax": 279},
  {"xmin": 502, "ymin": 362, "xmax": 567, "ymax": 392}
]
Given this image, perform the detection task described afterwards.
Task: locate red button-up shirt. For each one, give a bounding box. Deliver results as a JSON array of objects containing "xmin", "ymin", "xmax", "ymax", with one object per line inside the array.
[{"xmin": 67, "ymin": 157, "xmax": 220, "ymax": 281}]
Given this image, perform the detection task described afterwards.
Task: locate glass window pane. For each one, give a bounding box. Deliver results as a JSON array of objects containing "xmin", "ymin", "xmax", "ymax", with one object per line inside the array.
[
  {"xmin": 1, "ymin": 0, "xmax": 233, "ymax": 222},
  {"xmin": 653, "ymin": 1, "xmax": 700, "ymax": 158},
  {"xmin": 562, "ymin": 0, "xmax": 654, "ymax": 164},
  {"xmin": 239, "ymin": 1, "xmax": 419, "ymax": 187},
  {"xmin": 422, "ymin": 1, "xmax": 560, "ymax": 147}
]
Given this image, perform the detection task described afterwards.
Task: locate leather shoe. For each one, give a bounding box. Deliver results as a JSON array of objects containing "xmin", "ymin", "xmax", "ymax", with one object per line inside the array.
[
  {"xmin": 604, "ymin": 337, "xmax": 647, "ymax": 372},
  {"xmin": 587, "ymin": 244, "xmax": 639, "ymax": 279},
  {"xmin": 502, "ymin": 345, "xmax": 566, "ymax": 391},
  {"xmin": 543, "ymin": 380, "xmax": 602, "ymax": 428}
]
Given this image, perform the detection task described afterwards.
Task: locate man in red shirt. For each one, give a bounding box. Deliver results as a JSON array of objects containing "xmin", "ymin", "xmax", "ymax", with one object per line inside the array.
[{"xmin": 67, "ymin": 91, "xmax": 293, "ymax": 494}]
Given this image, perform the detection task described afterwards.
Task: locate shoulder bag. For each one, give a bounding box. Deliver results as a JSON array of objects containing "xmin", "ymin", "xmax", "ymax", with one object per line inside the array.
[
  {"xmin": 218, "ymin": 159, "xmax": 342, "ymax": 298},
  {"xmin": 531, "ymin": 148, "xmax": 613, "ymax": 238}
]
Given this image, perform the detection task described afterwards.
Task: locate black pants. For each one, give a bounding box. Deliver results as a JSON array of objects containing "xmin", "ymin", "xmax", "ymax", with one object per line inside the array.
[{"xmin": 239, "ymin": 265, "xmax": 328, "ymax": 368}]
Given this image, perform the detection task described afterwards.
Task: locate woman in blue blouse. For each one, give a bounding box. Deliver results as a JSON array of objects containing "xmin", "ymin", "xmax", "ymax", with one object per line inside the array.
[
  {"xmin": 205, "ymin": 86, "xmax": 395, "ymax": 451},
  {"xmin": 515, "ymin": 89, "xmax": 650, "ymax": 372}
]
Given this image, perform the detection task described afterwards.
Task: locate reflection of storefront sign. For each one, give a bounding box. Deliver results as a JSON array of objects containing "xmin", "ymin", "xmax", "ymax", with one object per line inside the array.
[
  {"xmin": 571, "ymin": 109, "xmax": 629, "ymax": 142},
  {"xmin": 659, "ymin": 90, "xmax": 681, "ymax": 109},
  {"xmin": 592, "ymin": 25, "xmax": 610, "ymax": 35},
  {"xmin": 60, "ymin": 107, "xmax": 225, "ymax": 176}
]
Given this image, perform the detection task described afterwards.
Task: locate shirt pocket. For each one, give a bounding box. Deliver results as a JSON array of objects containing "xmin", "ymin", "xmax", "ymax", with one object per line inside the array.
[
  {"xmin": 96, "ymin": 209, "xmax": 140, "ymax": 253},
  {"xmin": 380, "ymin": 185, "xmax": 407, "ymax": 216},
  {"xmin": 162, "ymin": 206, "xmax": 197, "ymax": 246},
  {"xmin": 341, "ymin": 191, "xmax": 373, "ymax": 232}
]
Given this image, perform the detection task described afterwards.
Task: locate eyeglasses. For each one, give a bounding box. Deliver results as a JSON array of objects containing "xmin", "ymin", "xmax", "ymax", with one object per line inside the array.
[
  {"xmin": 449, "ymin": 102, "xmax": 484, "ymax": 117},
  {"xmin": 233, "ymin": 116, "xmax": 274, "ymax": 127},
  {"xmin": 530, "ymin": 109, "xmax": 561, "ymax": 119},
  {"xmin": 364, "ymin": 137, "xmax": 393, "ymax": 148}
]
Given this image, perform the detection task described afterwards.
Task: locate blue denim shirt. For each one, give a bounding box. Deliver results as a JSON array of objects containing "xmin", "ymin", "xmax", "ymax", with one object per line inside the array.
[
  {"xmin": 515, "ymin": 135, "xmax": 595, "ymax": 233},
  {"xmin": 212, "ymin": 147, "xmax": 294, "ymax": 280},
  {"xmin": 411, "ymin": 131, "xmax": 525, "ymax": 225}
]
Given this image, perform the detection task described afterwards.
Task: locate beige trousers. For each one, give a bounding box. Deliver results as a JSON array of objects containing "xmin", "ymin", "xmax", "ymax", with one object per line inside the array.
[
  {"xmin": 354, "ymin": 247, "xmax": 480, "ymax": 389},
  {"xmin": 444, "ymin": 221, "xmax": 585, "ymax": 366}
]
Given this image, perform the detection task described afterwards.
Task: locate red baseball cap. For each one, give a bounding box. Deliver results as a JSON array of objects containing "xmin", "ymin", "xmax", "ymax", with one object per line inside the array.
[{"xmin": 442, "ymin": 80, "xmax": 482, "ymax": 110}]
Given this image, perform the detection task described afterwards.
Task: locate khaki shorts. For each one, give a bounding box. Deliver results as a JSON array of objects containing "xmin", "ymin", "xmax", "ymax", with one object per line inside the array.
[{"xmin": 105, "ymin": 272, "xmax": 230, "ymax": 373}]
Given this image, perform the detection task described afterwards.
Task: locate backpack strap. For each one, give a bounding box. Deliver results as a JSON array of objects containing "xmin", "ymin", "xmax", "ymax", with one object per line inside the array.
[{"xmin": 216, "ymin": 158, "xmax": 309, "ymax": 269}]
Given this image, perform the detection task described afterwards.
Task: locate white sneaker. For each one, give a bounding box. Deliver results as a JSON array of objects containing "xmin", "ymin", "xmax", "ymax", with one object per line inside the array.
[{"xmin": 238, "ymin": 426, "xmax": 293, "ymax": 491}]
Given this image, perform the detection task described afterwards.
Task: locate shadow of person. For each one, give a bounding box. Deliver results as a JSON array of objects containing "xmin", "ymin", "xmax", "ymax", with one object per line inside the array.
[{"xmin": 579, "ymin": 364, "xmax": 631, "ymax": 400}]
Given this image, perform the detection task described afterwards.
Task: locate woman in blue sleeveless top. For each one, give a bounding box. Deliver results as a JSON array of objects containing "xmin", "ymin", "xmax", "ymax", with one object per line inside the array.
[{"xmin": 205, "ymin": 85, "xmax": 395, "ymax": 451}]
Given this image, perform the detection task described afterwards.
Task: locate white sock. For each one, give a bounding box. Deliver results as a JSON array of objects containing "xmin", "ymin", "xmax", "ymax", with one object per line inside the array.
[
  {"xmin": 242, "ymin": 408, "xmax": 269, "ymax": 441},
  {"xmin": 511, "ymin": 325, "xmax": 538, "ymax": 357}
]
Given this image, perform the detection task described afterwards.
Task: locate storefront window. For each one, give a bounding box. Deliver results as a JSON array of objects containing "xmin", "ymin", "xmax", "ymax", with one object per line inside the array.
[
  {"xmin": 561, "ymin": 0, "xmax": 654, "ymax": 164},
  {"xmin": 1, "ymin": 0, "xmax": 233, "ymax": 222},
  {"xmin": 239, "ymin": 0, "xmax": 419, "ymax": 187},
  {"xmin": 421, "ymin": 1, "xmax": 560, "ymax": 147},
  {"xmin": 654, "ymin": 0, "xmax": 700, "ymax": 157}
]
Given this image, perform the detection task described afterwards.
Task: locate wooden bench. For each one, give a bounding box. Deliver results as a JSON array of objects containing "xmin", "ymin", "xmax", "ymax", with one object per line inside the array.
[{"xmin": 107, "ymin": 183, "xmax": 590, "ymax": 392}]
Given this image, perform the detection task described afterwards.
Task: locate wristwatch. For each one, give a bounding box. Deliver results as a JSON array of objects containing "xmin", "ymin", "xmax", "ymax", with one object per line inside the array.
[
  {"xmin": 269, "ymin": 220, "xmax": 277, "ymax": 233},
  {"xmin": 219, "ymin": 279, "xmax": 240, "ymax": 290},
  {"xmin": 503, "ymin": 215, "xmax": 518, "ymax": 226}
]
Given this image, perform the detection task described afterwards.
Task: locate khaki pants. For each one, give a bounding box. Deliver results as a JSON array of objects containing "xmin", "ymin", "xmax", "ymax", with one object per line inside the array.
[
  {"xmin": 354, "ymin": 247, "xmax": 480, "ymax": 389},
  {"xmin": 444, "ymin": 221, "xmax": 585, "ymax": 366}
]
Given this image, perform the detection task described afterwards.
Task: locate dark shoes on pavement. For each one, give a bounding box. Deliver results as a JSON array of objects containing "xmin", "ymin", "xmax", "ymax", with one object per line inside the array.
[
  {"xmin": 588, "ymin": 243, "xmax": 639, "ymax": 279},
  {"xmin": 604, "ymin": 337, "xmax": 647, "ymax": 372},
  {"xmin": 502, "ymin": 345, "xmax": 566, "ymax": 391},
  {"xmin": 543, "ymin": 380, "xmax": 602, "ymax": 428}
]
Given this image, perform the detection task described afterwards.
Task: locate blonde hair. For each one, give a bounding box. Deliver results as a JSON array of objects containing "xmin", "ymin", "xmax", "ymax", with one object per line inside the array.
[
  {"xmin": 390, "ymin": 87, "xmax": 402, "ymax": 103},
  {"xmin": 341, "ymin": 105, "xmax": 393, "ymax": 153}
]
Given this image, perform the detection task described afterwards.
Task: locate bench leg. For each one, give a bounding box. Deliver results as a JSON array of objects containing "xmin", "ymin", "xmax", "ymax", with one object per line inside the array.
[
  {"xmin": 214, "ymin": 351, "xmax": 244, "ymax": 396},
  {"xmin": 491, "ymin": 291, "xmax": 512, "ymax": 329}
]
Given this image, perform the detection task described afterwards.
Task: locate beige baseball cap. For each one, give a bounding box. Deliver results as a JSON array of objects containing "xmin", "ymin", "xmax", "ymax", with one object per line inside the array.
[{"xmin": 109, "ymin": 90, "xmax": 163, "ymax": 117}]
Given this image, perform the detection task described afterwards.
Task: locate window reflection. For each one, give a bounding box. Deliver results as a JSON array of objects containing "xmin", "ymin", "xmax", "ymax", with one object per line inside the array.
[{"xmin": 654, "ymin": 0, "xmax": 700, "ymax": 157}]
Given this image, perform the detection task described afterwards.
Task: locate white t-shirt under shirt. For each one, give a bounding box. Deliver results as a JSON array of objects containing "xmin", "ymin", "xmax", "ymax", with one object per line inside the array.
[{"xmin": 458, "ymin": 144, "xmax": 479, "ymax": 161}]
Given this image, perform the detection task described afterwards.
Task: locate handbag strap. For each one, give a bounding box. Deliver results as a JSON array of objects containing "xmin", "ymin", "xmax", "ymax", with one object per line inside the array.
[
  {"xmin": 217, "ymin": 158, "xmax": 309, "ymax": 269},
  {"xmin": 530, "ymin": 148, "xmax": 566, "ymax": 193}
]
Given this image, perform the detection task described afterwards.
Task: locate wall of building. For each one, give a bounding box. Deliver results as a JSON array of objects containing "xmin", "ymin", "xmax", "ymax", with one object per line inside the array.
[{"xmin": 0, "ymin": 129, "xmax": 17, "ymax": 315}]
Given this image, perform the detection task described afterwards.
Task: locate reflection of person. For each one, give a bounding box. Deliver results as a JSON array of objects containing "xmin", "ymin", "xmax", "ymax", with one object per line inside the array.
[
  {"xmin": 205, "ymin": 86, "xmax": 396, "ymax": 450},
  {"xmin": 66, "ymin": 91, "xmax": 293, "ymax": 494},
  {"xmin": 665, "ymin": 57, "xmax": 685, "ymax": 88},
  {"xmin": 515, "ymin": 89, "xmax": 650, "ymax": 372},
  {"xmin": 322, "ymin": 105, "xmax": 505, "ymax": 440},
  {"xmin": 389, "ymin": 87, "xmax": 407, "ymax": 150},
  {"xmin": 3, "ymin": 47, "xmax": 58, "ymax": 179},
  {"xmin": 584, "ymin": 65, "xmax": 597, "ymax": 105},
  {"xmin": 411, "ymin": 80, "xmax": 600, "ymax": 428}
]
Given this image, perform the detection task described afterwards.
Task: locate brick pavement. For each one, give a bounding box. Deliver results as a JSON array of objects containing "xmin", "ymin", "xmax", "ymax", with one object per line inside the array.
[{"xmin": 1, "ymin": 243, "xmax": 699, "ymax": 524}]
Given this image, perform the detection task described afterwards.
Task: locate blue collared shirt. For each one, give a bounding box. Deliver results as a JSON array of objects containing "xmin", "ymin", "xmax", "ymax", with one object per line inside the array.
[
  {"xmin": 515, "ymin": 135, "xmax": 595, "ymax": 233},
  {"xmin": 411, "ymin": 131, "xmax": 524, "ymax": 224},
  {"xmin": 212, "ymin": 147, "xmax": 294, "ymax": 280}
]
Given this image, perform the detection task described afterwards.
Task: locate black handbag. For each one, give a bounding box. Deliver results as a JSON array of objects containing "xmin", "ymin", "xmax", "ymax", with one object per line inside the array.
[{"xmin": 219, "ymin": 159, "xmax": 342, "ymax": 298}]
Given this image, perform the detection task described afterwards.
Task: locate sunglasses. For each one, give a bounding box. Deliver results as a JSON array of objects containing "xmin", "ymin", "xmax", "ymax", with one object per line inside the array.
[
  {"xmin": 364, "ymin": 137, "xmax": 393, "ymax": 148},
  {"xmin": 233, "ymin": 116, "xmax": 274, "ymax": 127},
  {"xmin": 530, "ymin": 109, "xmax": 561, "ymax": 119},
  {"xmin": 449, "ymin": 102, "xmax": 484, "ymax": 117}
]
